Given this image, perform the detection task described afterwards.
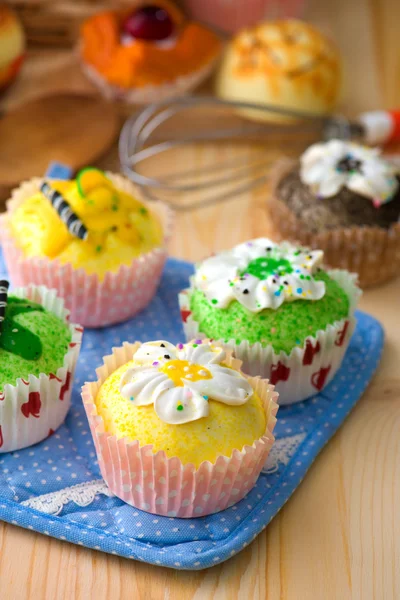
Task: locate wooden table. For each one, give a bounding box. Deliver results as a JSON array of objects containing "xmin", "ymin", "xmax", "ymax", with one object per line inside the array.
[
  {"xmin": 1, "ymin": 144, "xmax": 400, "ymax": 600},
  {"xmin": 1, "ymin": 1, "xmax": 400, "ymax": 597}
]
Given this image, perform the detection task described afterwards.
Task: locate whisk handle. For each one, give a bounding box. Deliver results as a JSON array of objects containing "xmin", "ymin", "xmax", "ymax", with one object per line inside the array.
[{"xmin": 358, "ymin": 110, "xmax": 400, "ymax": 145}]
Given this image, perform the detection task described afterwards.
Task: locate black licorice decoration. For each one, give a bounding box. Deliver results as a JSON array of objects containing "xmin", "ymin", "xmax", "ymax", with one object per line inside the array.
[
  {"xmin": 0, "ymin": 280, "xmax": 9, "ymax": 335},
  {"xmin": 40, "ymin": 181, "xmax": 88, "ymax": 241}
]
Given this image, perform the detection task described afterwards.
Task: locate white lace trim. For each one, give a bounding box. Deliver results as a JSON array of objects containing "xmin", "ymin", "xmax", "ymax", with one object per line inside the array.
[
  {"xmin": 263, "ymin": 433, "xmax": 306, "ymax": 474},
  {"xmin": 21, "ymin": 480, "xmax": 113, "ymax": 515}
]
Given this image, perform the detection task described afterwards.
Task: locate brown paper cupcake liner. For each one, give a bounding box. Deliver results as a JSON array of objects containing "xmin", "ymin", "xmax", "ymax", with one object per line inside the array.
[{"xmin": 268, "ymin": 159, "xmax": 400, "ymax": 288}]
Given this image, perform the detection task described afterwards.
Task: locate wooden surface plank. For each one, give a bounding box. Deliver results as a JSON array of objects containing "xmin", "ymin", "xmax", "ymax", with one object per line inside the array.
[
  {"xmin": 0, "ymin": 151, "xmax": 399, "ymax": 599},
  {"xmin": 1, "ymin": 0, "xmax": 400, "ymax": 597}
]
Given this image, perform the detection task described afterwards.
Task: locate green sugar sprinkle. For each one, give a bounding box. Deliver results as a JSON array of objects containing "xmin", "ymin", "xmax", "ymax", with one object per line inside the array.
[{"xmin": 190, "ymin": 271, "xmax": 350, "ymax": 355}]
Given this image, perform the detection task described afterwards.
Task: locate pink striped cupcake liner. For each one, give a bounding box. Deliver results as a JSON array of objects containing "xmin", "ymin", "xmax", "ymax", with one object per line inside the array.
[
  {"xmin": 82, "ymin": 342, "xmax": 278, "ymax": 518},
  {"xmin": 0, "ymin": 173, "xmax": 173, "ymax": 328},
  {"xmin": 179, "ymin": 270, "xmax": 361, "ymax": 405},
  {"xmin": 0, "ymin": 285, "xmax": 83, "ymax": 453}
]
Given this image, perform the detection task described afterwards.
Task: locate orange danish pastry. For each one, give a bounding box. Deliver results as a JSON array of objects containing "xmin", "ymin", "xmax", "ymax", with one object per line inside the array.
[{"xmin": 80, "ymin": 1, "xmax": 222, "ymax": 103}]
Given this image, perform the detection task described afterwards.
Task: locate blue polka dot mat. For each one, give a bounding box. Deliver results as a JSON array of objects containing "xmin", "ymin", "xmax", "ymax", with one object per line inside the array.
[{"xmin": 0, "ymin": 253, "xmax": 384, "ymax": 570}]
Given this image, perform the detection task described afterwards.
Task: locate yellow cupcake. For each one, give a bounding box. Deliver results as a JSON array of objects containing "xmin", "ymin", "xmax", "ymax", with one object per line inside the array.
[
  {"xmin": 10, "ymin": 168, "xmax": 163, "ymax": 280},
  {"xmin": 95, "ymin": 340, "xmax": 268, "ymax": 468}
]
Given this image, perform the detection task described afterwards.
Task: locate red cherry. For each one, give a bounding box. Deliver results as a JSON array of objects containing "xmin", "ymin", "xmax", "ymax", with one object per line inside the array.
[{"xmin": 122, "ymin": 5, "xmax": 174, "ymax": 41}]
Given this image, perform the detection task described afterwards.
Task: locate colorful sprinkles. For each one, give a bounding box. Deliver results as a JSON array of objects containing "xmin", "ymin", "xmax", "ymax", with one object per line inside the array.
[
  {"xmin": 195, "ymin": 239, "xmax": 326, "ymax": 313},
  {"xmin": 120, "ymin": 340, "xmax": 253, "ymax": 425}
]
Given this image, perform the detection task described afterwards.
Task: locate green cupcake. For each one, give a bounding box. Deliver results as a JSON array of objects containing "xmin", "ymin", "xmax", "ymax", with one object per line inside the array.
[
  {"xmin": 179, "ymin": 239, "xmax": 361, "ymax": 405},
  {"xmin": 0, "ymin": 294, "xmax": 72, "ymax": 390},
  {"xmin": 0, "ymin": 283, "xmax": 83, "ymax": 452}
]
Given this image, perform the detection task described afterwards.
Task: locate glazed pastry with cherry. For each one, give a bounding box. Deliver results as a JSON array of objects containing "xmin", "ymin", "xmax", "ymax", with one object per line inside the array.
[
  {"xmin": 179, "ymin": 238, "xmax": 361, "ymax": 405},
  {"xmin": 80, "ymin": 0, "xmax": 222, "ymax": 103}
]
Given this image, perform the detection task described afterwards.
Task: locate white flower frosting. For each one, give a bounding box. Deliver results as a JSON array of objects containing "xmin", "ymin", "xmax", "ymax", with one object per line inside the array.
[
  {"xmin": 194, "ymin": 238, "xmax": 325, "ymax": 312},
  {"xmin": 119, "ymin": 340, "xmax": 253, "ymax": 425},
  {"xmin": 300, "ymin": 139, "xmax": 398, "ymax": 206}
]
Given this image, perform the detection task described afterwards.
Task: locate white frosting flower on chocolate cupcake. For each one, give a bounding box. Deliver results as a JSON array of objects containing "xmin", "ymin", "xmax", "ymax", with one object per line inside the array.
[
  {"xmin": 194, "ymin": 238, "xmax": 325, "ymax": 312},
  {"xmin": 119, "ymin": 340, "xmax": 253, "ymax": 425},
  {"xmin": 300, "ymin": 139, "xmax": 398, "ymax": 206}
]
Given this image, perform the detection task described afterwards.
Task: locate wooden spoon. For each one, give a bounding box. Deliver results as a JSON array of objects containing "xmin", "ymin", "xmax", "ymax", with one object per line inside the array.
[{"xmin": 0, "ymin": 93, "xmax": 120, "ymax": 190}]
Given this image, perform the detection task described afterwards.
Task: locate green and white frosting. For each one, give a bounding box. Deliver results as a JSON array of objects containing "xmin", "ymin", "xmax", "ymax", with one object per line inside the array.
[
  {"xmin": 300, "ymin": 139, "xmax": 398, "ymax": 206},
  {"xmin": 194, "ymin": 238, "xmax": 325, "ymax": 312},
  {"xmin": 119, "ymin": 340, "xmax": 253, "ymax": 425}
]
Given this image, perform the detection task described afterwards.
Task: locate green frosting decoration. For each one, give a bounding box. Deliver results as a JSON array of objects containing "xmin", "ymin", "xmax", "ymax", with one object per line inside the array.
[
  {"xmin": 0, "ymin": 296, "xmax": 71, "ymax": 390},
  {"xmin": 189, "ymin": 271, "xmax": 350, "ymax": 355},
  {"xmin": 243, "ymin": 256, "xmax": 293, "ymax": 280},
  {"xmin": 0, "ymin": 297, "xmax": 45, "ymax": 360}
]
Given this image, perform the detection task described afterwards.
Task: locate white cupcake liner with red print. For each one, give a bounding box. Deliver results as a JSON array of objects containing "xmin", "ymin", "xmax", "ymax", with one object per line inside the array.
[
  {"xmin": 82, "ymin": 342, "xmax": 278, "ymax": 518},
  {"xmin": 0, "ymin": 285, "xmax": 83, "ymax": 453},
  {"xmin": 179, "ymin": 270, "xmax": 361, "ymax": 405},
  {"xmin": 0, "ymin": 173, "xmax": 173, "ymax": 328}
]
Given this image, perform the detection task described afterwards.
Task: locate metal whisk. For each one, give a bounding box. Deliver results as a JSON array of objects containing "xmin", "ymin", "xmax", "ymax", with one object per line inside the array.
[{"xmin": 119, "ymin": 96, "xmax": 393, "ymax": 211}]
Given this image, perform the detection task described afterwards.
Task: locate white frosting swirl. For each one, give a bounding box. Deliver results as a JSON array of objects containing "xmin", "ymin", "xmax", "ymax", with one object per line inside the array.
[
  {"xmin": 119, "ymin": 340, "xmax": 253, "ymax": 425},
  {"xmin": 300, "ymin": 139, "xmax": 398, "ymax": 206},
  {"xmin": 194, "ymin": 238, "xmax": 325, "ymax": 312}
]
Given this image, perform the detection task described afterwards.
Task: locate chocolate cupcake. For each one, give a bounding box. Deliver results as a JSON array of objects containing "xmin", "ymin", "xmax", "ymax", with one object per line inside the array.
[{"xmin": 268, "ymin": 140, "xmax": 400, "ymax": 287}]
